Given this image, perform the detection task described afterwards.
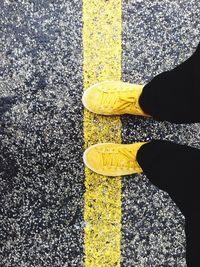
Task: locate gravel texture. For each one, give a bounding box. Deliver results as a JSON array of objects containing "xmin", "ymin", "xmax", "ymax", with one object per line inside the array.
[{"xmin": 1, "ymin": 1, "xmax": 84, "ymax": 267}]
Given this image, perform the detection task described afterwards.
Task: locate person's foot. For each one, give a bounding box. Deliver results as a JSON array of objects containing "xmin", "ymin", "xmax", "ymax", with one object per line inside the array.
[
  {"xmin": 82, "ymin": 81, "xmax": 150, "ymax": 116},
  {"xmin": 83, "ymin": 142, "xmax": 146, "ymax": 176}
]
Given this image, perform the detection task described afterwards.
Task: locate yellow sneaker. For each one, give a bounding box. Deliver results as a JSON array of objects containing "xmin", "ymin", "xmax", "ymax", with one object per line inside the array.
[
  {"xmin": 83, "ymin": 142, "xmax": 146, "ymax": 176},
  {"xmin": 82, "ymin": 81, "xmax": 150, "ymax": 116}
]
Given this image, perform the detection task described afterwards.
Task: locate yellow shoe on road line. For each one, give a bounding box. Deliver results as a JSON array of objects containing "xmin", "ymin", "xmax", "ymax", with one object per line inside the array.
[
  {"xmin": 82, "ymin": 81, "xmax": 150, "ymax": 116},
  {"xmin": 83, "ymin": 142, "xmax": 146, "ymax": 176}
]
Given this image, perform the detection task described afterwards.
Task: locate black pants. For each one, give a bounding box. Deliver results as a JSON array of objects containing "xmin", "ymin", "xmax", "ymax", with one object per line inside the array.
[
  {"xmin": 139, "ymin": 43, "xmax": 200, "ymax": 124},
  {"xmin": 137, "ymin": 141, "xmax": 200, "ymax": 267},
  {"xmin": 136, "ymin": 43, "xmax": 200, "ymax": 267}
]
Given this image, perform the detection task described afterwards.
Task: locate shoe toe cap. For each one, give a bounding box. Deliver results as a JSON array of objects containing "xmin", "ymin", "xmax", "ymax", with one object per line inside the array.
[
  {"xmin": 83, "ymin": 146, "xmax": 101, "ymax": 172},
  {"xmin": 82, "ymin": 87, "xmax": 102, "ymax": 113}
]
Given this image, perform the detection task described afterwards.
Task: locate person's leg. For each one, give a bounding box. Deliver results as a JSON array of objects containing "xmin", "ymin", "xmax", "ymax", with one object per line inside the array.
[
  {"xmin": 137, "ymin": 140, "xmax": 200, "ymax": 266},
  {"xmin": 185, "ymin": 217, "xmax": 199, "ymax": 267},
  {"xmin": 139, "ymin": 43, "xmax": 200, "ymax": 123}
]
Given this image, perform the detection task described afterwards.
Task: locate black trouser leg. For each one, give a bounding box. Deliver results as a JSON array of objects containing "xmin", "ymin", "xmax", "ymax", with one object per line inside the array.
[
  {"xmin": 139, "ymin": 43, "xmax": 200, "ymax": 123},
  {"xmin": 137, "ymin": 140, "xmax": 200, "ymax": 267}
]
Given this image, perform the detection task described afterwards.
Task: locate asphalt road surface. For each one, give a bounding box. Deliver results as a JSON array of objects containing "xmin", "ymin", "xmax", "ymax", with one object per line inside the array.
[{"xmin": 0, "ymin": 0, "xmax": 200, "ymax": 266}]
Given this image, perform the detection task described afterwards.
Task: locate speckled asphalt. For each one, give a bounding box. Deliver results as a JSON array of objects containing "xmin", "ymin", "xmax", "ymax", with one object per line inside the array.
[{"xmin": 0, "ymin": 0, "xmax": 200, "ymax": 266}]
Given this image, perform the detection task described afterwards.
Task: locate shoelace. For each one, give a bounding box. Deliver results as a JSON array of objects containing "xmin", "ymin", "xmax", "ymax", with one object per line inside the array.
[
  {"xmin": 99, "ymin": 148, "xmax": 135, "ymax": 169},
  {"xmin": 101, "ymin": 90, "xmax": 137, "ymax": 112}
]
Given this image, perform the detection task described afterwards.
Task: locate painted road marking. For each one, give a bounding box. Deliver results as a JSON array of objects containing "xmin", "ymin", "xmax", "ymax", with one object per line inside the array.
[{"xmin": 83, "ymin": 0, "xmax": 122, "ymax": 266}]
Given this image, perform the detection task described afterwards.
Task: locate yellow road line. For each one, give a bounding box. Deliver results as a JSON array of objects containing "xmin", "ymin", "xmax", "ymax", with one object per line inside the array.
[{"xmin": 83, "ymin": 0, "xmax": 122, "ymax": 266}]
